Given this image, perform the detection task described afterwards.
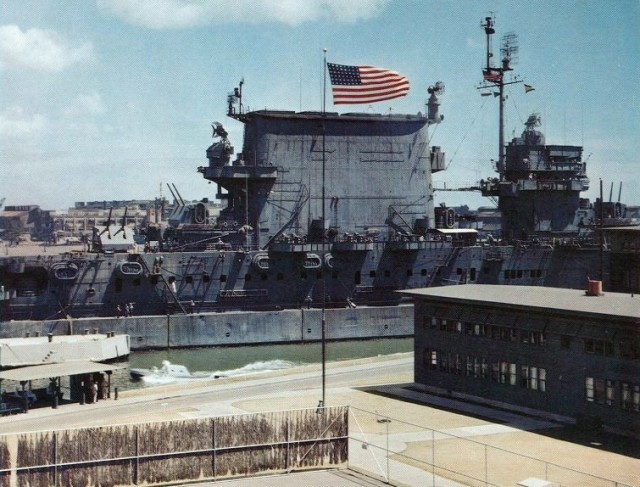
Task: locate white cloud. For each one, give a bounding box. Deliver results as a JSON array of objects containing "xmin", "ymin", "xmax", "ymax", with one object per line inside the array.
[
  {"xmin": 64, "ymin": 93, "xmax": 107, "ymax": 117},
  {"xmin": 0, "ymin": 106, "xmax": 46, "ymax": 138},
  {"xmin": 0, "ymin": 25, "xmax": 94, "ymax": 72},
  {"xmin": 96, "ymin": 0, "xmax": 389, "ymax": 29}
]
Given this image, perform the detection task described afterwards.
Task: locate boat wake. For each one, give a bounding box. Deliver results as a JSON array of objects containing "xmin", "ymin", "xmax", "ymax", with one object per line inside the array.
[{"xmin": 132, "ymin": 359, "xmax": 302, "ymax": 386}]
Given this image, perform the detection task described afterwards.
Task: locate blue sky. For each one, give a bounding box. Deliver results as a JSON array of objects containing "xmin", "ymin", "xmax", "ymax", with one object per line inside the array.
[{"xmin": 1, "ymin": 0, "xmax": 638, "ymax": 211}]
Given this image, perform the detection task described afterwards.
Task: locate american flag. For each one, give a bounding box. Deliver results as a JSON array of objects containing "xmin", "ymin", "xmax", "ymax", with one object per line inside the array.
[
  {"xmin": 327, "ymin": 63, "xmax": 410, "ymax": 105},
  {"xmin": 483, "ymin": 68, "xmax": 502, "ymax": 83}
]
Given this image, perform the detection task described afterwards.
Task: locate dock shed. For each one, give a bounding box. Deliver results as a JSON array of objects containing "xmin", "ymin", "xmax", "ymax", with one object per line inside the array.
[{"xmin": 0, "ymin": 361, "xmax": 121, "ymax": 413}]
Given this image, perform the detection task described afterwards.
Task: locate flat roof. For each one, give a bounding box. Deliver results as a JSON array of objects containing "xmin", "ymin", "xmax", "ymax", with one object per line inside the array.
[
  {"xmin": 0, "ymin": 361, "xmax": 122, "ymax": 382},
  {"xmin": 402, "ymin": 284, "xmax": 640, "ymax": 319},
  {"xmin": 0, "ymin": 210, "xmax": 29, "ymax": 218},
  {"xmin": 0, "ymin": 334, "xmax": 112, "ymax": 346}
]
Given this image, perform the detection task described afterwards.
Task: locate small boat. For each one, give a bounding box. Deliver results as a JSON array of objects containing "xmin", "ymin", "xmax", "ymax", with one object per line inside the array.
[{"xmin": 129, "ymin": 360, "xmax": 211, "ymax": 381}]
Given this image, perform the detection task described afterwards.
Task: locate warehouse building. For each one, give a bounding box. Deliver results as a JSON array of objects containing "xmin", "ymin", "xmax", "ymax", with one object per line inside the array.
[{"xmin": 403, "ymin": 283, "xmax": 640, "ymax": 436}]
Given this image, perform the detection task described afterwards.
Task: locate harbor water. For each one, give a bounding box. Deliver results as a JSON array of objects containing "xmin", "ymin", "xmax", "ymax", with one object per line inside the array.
[{"xmin": 112, "ymin": 338, "xmax": 413, "ymax": 391}]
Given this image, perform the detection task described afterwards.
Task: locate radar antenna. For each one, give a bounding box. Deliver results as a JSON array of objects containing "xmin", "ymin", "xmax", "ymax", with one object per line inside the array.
[
  {"xmin": 501, "ymin": 31, "xmax": 518, "ymax": 70},
  {"xmin": 211, "ymin": 122, "xmax": 228, "ymax": 140},
  {"xmin": 524, "ymin": 113, "xmax": 541, "ymax": 130},
  {"xmin": 427, "ymin": 81, "xmax": 445, "ymax": 124},
  {"xmin": 227, "ymin": 78, "xmax": 248, "ymax": 122},
  {"xmin": 478, "ymin": 15, "xmax": 523, "ymax": 180}
]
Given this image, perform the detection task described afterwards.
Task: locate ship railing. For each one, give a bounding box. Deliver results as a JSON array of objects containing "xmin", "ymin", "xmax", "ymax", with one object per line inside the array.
[{"xmin": 518, "ymin": 178, "xmax": 585, "ymax": 192}]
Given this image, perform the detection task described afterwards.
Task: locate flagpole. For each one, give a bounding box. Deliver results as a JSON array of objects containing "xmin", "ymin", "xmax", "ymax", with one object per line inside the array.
[
  {"xmin": 322, "ymin": 49, "xmax": 327, "ymax": 233},
  {"xmin": 323, "ymin": 48, "xmax": 327, "ymax": 115},
  {"xmin": 321, "ymin": 48, "xmax": 327, "ymax": 411}
]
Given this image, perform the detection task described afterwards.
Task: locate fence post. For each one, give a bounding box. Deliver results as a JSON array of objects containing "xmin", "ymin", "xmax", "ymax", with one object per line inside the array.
[
  {"xmin": 134, "ymin": 425, "xmax": 139, "ymax": 485},
  {"xmin": 286, "ymin": 417, "xmax": 290, "ymax": 471},
  {"xmin": 53, "ymin": 430, "xmax": 57, "ymax": 487},
  {"xmin": 212, "ymin": 418, "xmax": 216, "ymax": 481}
]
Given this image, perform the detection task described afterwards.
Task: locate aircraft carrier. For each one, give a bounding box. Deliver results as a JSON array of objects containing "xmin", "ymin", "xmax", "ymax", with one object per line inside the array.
[{"xmin": 0, "ymin": 17, "xmax": 637, "ymax": 347}]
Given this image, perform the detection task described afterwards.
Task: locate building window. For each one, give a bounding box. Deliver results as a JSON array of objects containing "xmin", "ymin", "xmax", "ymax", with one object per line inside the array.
[
  {"xmin": 473, "ymin": 357, "xmax": 481, "ymax": 378},
  {"xmin": 586, "ymin": 377, "xmax": 610, "ymax": 405},
  {"xmin": 474, "ymin": 324, "xmax": 488, "ymax": 337},
  {"xmin": 585, "ymin": 339, "xmax": 614, "ymax": 356},
  {"xmin": 606, "ymin": 380, "xmax": 615, "ymax": 406},
  {"xmin": 492, "ymin": 325, "xmax": 516, "ymax": 342},
  {"xmin": 493, "ymin": 362, "xmax": 516, "ymax": 384},
  {"xmin": 586, "ymin": 377, "xmax": 594, "ymax": 402},
  {"xmin": 560, "ymin": 335, "xmax": 571, "ymax": 350},
  {"xmin": 521, "ymin": 366, "xmax": 546, "ymax": 391},
  {"xmin": 440, "ymin": 353, "xmax": 449, "ymax": 372},
  {"xmin": 621, "ymin": 382, "xmax": 640, "ymax": 412},
  {"xmin": 423, "ymin": 349, "xmax": 438, "ymax": 370},
  {"xmin": 521, "ymin": 330, "xmax": 546, "ymax": 345},
  {"xmin": 466, "ymin": 355, "xmax": 474, "ymax": 376},
  {"xmin": 508, "ymin": 362, "xmax": 517, "ymax": 385},
  {"xmin": 454, "ymin": 354, "xmax": 463, "ymax": 374},
  {"xmin": 429, "ymin": 350, "xmax": 438, "ymax": 369},
  {"xmin": 439, "ymin": 319, "xmax": 462, "ymax": 333}
]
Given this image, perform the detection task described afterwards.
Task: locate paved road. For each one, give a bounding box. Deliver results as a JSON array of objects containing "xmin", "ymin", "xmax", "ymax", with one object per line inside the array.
[{"xmin": 0, "ymin": 354, "xmax": 414, "ymax": 433}]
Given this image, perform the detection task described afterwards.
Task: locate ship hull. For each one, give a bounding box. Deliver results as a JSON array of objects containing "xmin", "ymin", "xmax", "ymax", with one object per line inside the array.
[
  {"xmin": 0, "ymin": 242, "xmax": 606, "ymax": 347},
  {"xmin": 0, "ymin": 242, "xmax": 580, "ymax": 320}
]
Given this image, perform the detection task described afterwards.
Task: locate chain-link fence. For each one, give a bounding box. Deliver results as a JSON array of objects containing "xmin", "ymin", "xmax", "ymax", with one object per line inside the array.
[{"xmin": 347, "ymin": 406, "xmax": 636, "ymax": 487}]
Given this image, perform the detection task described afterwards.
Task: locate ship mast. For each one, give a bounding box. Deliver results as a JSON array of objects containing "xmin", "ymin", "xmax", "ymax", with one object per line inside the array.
[{"xmin": 480, "ymin": 16, "xmax": 521, "ymax": 180}]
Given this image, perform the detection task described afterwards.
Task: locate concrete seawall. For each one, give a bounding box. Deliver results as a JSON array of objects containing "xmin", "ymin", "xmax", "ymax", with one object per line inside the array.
[{"xmin": 0, "ymin": 304, "xmax": 414, "ymax": 350}]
